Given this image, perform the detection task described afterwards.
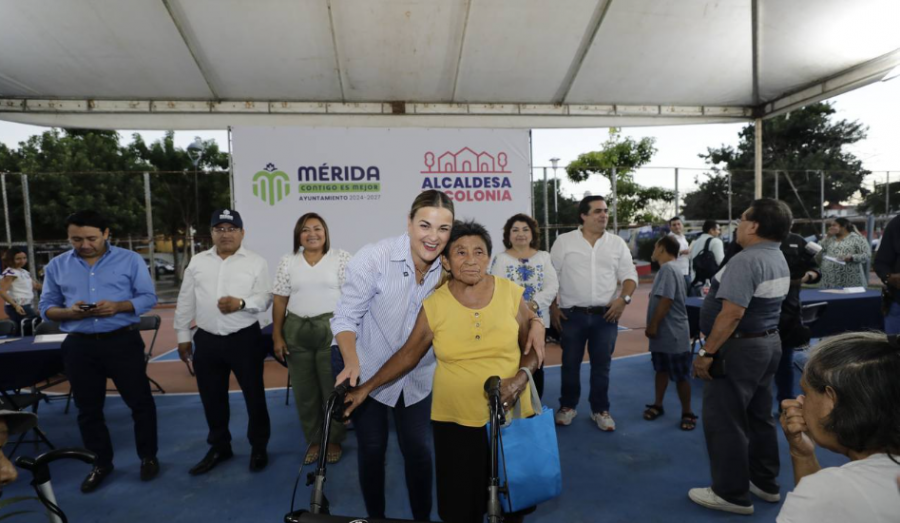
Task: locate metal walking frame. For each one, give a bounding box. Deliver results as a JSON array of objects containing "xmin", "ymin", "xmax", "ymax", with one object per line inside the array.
[{"xmin": 13, "ymin": 448, "xmax": 96, "ymax": 523}]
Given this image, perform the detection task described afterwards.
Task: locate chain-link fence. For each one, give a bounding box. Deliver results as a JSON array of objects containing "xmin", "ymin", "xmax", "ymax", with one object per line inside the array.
[
  {"xmin": 0, "ymin": 170, "xmax": 231, "ymax": 303},
  {"xmin": 529, "ymin": 165, "xmax": 898, "ymax": 256}
]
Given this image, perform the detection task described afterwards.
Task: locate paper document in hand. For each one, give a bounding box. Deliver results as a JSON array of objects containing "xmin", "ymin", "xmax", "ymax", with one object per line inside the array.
[
  {"xmin": 819, "ymin": 287, "xmax": 867, "ymax": 294},
  {"xmin": 35, "ymin": 334, "xmax": 68, "ymax": 343},
  {"xmin": 823, "ymin": 255, "xmax": 846, "ymax": 265}
]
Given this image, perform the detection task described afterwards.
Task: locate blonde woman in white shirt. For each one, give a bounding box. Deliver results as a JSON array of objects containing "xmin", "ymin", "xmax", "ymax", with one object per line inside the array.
[
  {"xmin": 272, "ymin": 213, "xmax": 351, "ymax": 465},
  {"xmin": 0, "ymin": 248, "xmax": 41, "ymax": 334},
  {"xmin": 489, "ymin": 213, "xmax": 558, "ymax": 397}
]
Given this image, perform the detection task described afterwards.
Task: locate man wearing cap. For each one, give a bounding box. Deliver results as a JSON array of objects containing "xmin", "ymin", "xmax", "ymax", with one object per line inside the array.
[
  {"xmin": 1, "ymin": 410, "xmax": 38, "ymax": 491},
  {"xmin": 175, "ymin": 209, "xmax": 273, "ymax": 475},
  {"xmin": 40, "ymin": 210, "xmax": 159, "ymax": 493}
]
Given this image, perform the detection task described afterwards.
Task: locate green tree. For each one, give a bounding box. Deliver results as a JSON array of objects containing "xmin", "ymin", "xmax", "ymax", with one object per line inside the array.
[
  {"xmin": 0, "ymin": 129, "xmax": 146, "ymax": 240},
  {"xmin": 531, "ymin": 179, "xmax": 582, "ymax": 250},
  {"xmin": 128, "ymin": 132, "xmax": 230, "ymax": 278},
  {"xmin": 565, "ymin": 129, "xmax": 674, "ymax": 225},
  {"xmin": 859, "ymin": 181, "xmax": 899, "ymax": 215},
  {"xmin": 683, "ymin": 102, "xmax": 870, "ymax": 222}
]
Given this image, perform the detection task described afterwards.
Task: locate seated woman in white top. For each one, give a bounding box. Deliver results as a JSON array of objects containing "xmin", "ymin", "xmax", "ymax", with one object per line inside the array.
[
  {"xmin": 777, "ymin": 331, "xmax": 900, "ymax": 523},
  {"xmin": 0, "ymin": 248, "xmax": 42, "ymax": 334},
  {"xmin": 489, "ymin": 213, "xmax": 558, "ymax": 398},
  {"xmin": 272, "ymin": 213, "xmax": 351, "ymax": 466}
]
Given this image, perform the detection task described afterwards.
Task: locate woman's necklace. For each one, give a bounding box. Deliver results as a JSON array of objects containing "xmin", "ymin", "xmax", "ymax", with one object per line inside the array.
[{"xmin": 415, "ymin": 265, "xmax": 428, "ymax": 284}]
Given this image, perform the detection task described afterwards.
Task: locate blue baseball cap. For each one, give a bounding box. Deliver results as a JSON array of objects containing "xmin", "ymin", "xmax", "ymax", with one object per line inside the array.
[{"xmin": 210, "ymin": 209, "xmax": 243, "ymax": 229}]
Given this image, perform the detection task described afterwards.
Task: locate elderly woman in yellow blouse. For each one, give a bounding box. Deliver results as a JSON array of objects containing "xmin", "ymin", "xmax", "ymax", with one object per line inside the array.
[{"xmin": 344, "ymin": 220, "xmax": 544, "ymax": 523}]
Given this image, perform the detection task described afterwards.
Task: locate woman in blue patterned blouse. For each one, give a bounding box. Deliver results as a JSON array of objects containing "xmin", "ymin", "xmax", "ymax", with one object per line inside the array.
[{"xmin": 490, "ymin": 213, "xmax": 559, "ymax": 397}]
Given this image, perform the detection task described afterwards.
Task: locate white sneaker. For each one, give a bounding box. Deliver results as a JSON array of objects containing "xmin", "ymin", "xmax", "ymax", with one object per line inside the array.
[
  {"xmin": 749, "ymin": 482, "xmax": 781, "ymax": 503},
  {"xmin": 554, "ymin": 408, "xmax": 577, "ymax": 426},
  {"xmin": 591, "ymin": 411, "xmax": 616, "ymax": 432},
  {"xmin": 688, "ymin": 487, "xmax": 754, "ymax": 515}
]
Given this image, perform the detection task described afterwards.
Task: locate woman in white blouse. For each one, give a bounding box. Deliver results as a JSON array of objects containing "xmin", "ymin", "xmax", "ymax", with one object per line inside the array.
[
  {"xmin": 0, "ymin": 248, "xmax": 41, "ymax": 334},
  {"xmin": 489, "ymin": 213, "xmax": 559, "ymax": 397},
  {"xmin": 272, "ymin": 213, "xmax": 351, "ymax": 465}
]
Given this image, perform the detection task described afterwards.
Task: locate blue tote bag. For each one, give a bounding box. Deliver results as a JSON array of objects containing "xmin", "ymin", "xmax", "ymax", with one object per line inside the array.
[{"xmin": 488, "ymin": 368, "xmax": 562, "ymax": 512}]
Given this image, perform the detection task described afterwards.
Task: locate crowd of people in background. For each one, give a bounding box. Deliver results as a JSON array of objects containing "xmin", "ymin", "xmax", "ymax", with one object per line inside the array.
[{"xmin": 1, "ymin": 192, "xmax": 898, "ymax": 523}]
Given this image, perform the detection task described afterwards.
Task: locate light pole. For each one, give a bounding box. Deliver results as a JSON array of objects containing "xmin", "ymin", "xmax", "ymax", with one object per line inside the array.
[
  {"xmin": 186, "ymin": 137, "xmax": 205, "ymax": 258},
  {"xmin": 550, "ymin": 158, "xmax": 560, "ymax": 239}
]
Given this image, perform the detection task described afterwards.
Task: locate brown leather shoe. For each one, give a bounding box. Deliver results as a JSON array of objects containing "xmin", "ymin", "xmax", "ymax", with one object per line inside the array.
[{"xmin": 81, "ymin": 464, "xmax": 114, "ymax": 493}]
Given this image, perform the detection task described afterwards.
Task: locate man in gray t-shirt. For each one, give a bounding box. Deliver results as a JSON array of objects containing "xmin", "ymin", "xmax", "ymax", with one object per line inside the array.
[
  {"xmin": 688, "ymin": 199, "xmax": 791, "ymax": 516},
  {"xmin": 644, "ymin": 236, "xmax": 695, "ymax": 429}
]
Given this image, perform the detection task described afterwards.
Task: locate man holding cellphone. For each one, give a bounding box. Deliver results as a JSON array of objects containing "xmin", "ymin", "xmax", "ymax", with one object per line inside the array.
[
  {"xmin": 39, "ymin": 210, "xmax": 159, "ymax": 493},
  {"xmin": 688, "ymin": 199, "xmax": 792, "ymax": 515}
]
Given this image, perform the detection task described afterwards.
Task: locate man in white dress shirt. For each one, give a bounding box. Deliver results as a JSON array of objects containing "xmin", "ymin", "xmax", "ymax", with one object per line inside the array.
[
  {"xmin": 175, "ymin": 209, "xmax": 273, "ymax": 475},
  {"xmin": 550, "ymin": 196, "xmax": 638, "ymax": 431},
  {"xmin": 668, "ymin": 216, "xmax": 691, "ymax": 292}
]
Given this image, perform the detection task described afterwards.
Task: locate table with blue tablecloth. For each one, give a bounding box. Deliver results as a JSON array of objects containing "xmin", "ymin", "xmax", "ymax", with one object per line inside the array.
[
  {"xmin": 0, "ymin": 337, "xmax": 65, "ymax": 390},
  {"xmin": 686, "ymin": 289, "xmax": 883, "ymax": 339}
]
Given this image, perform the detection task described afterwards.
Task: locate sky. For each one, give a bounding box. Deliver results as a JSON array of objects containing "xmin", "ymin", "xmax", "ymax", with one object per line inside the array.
[{"xmin": 1, "ymin": 77, "xmax": 898, "ymax": 207}]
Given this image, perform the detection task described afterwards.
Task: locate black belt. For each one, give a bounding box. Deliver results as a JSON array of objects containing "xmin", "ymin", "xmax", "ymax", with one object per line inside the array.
[
  {"xmin": 569, "ymin": 306, "xmax": 609, "ymax": 315},
  {"xmin": 731, "ymin": 328, "xmax": 779, "ymax": 340},
  {"xmin": 69, "ymin": 324, "xmax": 139, "ymax": 340}
]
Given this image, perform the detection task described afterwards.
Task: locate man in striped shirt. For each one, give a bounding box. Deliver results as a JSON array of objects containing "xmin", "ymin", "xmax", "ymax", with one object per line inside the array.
[{"xmin": 689, "ymin": 199, "xmax": 792, "ymax": 516}]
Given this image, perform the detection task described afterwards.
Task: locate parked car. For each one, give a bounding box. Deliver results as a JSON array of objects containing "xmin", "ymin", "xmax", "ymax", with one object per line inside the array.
[{"xmin": 145, "ymin": 257, "xmax": 175, "ymax": 275}]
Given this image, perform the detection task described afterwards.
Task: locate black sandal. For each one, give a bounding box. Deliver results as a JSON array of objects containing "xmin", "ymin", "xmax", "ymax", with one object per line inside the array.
[
  {"xmin": 681, "ymin": 413, "xmax": 698, "ymax": 431},
  {"xmin": 643, "ymin": 404, "xmax": 665, "ymax": 420}
]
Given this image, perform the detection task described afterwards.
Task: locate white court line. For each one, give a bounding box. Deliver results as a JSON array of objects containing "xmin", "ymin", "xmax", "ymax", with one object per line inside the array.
[{"xmin": 149, "ymin": 347, "xmax": 178, "ymax": 362}]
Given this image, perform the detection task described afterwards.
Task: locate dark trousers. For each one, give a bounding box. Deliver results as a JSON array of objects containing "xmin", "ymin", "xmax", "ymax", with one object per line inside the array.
[
  {"xmin": 4, "ymin": 304, "xmax": 36, "ymax": 335},
  {"xmin": 559, "ymin": 308, "xmax": 619, "ymax": 413},
  {"xmin": 61, "ymin": 329, "xmax": 158, "ymax": 467},
  {"xmin": 702, "ymin": 335, "xmax": 782, "ymax": 506},
  {"xmin": 193, "ymin": 323, "xmax": 270, "ymax": 451},
  {"xmin": 433, "ymin": 421, "xmax": 488, "ymax": 523},
  {"xmin": 774, "ymin": 344, "xmax": 796, "ymax": 405},
  {"xmin": 352, "ymin": 392, "xmax": 433, "ymax": 521}
]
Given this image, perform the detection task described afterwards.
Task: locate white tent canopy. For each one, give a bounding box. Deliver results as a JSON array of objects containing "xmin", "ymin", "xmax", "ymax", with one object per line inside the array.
[{"xmin": 0, "ymin": 0, "xmax": 898, "ymax": 130}]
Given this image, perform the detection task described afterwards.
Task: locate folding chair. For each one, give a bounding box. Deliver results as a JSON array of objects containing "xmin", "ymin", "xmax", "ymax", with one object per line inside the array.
[
  {"xmin": 0, "ymin": 319, "xmax": 16, "ymax": 336},
  {"xmin": 793, "ymin": 302, "xmax": 828, "ymax": 372},
  {"xmin": 30, "ymin": 316, "xmax": 44, "ymax": 335},
  {"xmin": 105, "ymin": 315, "xmax": 165, "ymax": 394},
  {"xmin": 0, "ymin": 388, "xmax": 55, "ymax": 457},
  {"xmin": 29, "ymin": 319, "xmax": 74, "ymax": 413},
  {"xmin": 34, "ymin": 320, "xmax": 61, "ymax": 336},
  {"xmin": 286, "ymin": 370, "xmax": 292, "ymax": 405},
  {"xmin": 138, "ymin": 315, "xmax": 165, "ymax": 394}
]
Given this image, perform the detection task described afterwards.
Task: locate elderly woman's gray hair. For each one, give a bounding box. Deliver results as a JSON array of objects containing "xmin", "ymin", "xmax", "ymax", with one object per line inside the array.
[{"xmin": 804, "ymin": 331, "xmax": 900, "ymax": 461}]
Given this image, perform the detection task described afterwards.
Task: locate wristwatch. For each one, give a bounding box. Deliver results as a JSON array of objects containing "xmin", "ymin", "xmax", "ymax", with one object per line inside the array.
[
  {"xmin": 621, "ymin": 295, "xmax": 632, "ymax": 305},
  {"xmin": 239, "ymin": 299, "xmax": 246, "ymax": 310},
  {"xmin": 697, "ymin": 348, "xmax": 716, "ymax": 358}
]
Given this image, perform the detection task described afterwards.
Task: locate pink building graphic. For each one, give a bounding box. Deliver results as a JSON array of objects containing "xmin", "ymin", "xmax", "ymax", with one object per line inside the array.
[{"xmin": 422, "ymin": 147, "xmax": 510, "ymax": 174}]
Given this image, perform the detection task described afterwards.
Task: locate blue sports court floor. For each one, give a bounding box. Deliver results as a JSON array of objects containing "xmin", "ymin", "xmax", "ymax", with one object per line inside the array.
[{"xmin": 2, "ymin": 353, "xmax": 843, "ymax": 522}]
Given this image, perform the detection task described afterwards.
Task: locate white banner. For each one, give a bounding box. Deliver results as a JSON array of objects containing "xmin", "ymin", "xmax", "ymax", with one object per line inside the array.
[{"xmin": 232, "ymin": 127, "xmax": 532, "ymax": 274}]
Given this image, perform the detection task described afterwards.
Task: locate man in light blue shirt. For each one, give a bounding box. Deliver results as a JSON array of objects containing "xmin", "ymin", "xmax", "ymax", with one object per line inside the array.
[{"xmin": 40, "ymin": 210, "xmax": 158, "ymax": 493}]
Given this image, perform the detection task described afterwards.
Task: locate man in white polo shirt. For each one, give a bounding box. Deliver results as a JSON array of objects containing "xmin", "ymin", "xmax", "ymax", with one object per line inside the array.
[
  {"xmin": 668, "ymin": 216, "xmax": 691, "ymax": 292},
  {"xmin": 175, "ymin": 209, "xmax": 273, "ymax": 476},
  {"xmin": 550, "ymin": 195, "xmax": 638, "ymax": 431}
]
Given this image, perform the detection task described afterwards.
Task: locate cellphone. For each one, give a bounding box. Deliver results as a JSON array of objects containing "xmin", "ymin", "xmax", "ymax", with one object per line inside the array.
[{"xmin": 78, "ymin": 303, "xmax": 98, "ymax": 310}]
